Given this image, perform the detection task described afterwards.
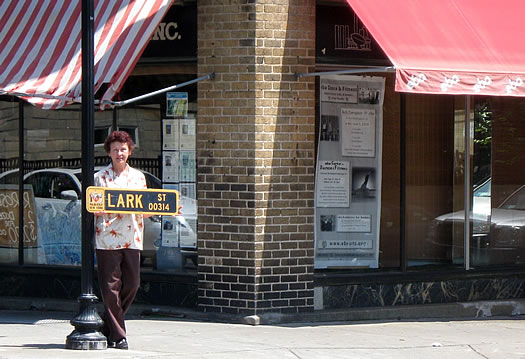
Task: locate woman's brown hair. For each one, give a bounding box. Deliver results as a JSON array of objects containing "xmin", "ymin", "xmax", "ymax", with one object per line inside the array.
[{"xmin": 103, "ymin": 130, "xmax": 135, "ymax": 153}]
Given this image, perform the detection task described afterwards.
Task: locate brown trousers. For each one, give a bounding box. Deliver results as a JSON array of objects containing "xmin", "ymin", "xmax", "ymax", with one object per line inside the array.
[{"xmin": 96, "ymin": 249, "xmax": 140, "ymax": 342}]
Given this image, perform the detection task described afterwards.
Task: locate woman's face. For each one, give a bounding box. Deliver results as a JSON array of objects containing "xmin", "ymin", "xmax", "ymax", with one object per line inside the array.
[{"xmin": 108, "ymin": 141, "xmax": 130, "ymax": 166}]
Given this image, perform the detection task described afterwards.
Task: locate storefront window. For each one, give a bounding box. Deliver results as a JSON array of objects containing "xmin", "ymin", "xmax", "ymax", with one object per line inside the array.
[
  {"xmin": 95, "ymin": 104, "xmax": 165, "ymax": 270},
  {"xmin": 404, "ymin": 94, "xmax": 457, "ymax": 267},
  {"xmin": 0, "ymin": 72, "xmax": 198, "ymax": 272},
  {"xmin": 118, "ymin": 74, "xmax": 198, "ymax": 272},
  {"xmin": 312, "ymin": 1, "xmax": 525, "ymax": 273},
  {"xmin": 475, "ymin": 97, "xmax": 525, "ymax": 267},
  {"xmin": 313, "ymin": 69, "xmax": 525, "ymax": 271},
  {"xmin": 406, "ymin": 95, "xmax": 525, "ymax": 269},
  {"xmin": 21, "ymin": 104, "xmax": 82, "ymax": 266},
  {"xmin": 470, "ymin": 99, "xmax": 492, "ymax": 266}
]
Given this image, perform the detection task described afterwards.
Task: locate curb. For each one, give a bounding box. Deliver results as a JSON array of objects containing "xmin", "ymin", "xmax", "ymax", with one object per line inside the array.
[{"xmin": 1, "ymin": 296, "xmax": 525, "ymax": 325}]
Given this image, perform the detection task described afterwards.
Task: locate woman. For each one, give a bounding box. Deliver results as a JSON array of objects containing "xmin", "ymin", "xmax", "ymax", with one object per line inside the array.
[{"xmin": 94, "ymin": 131, "xmax": 148, "ymax": 350}]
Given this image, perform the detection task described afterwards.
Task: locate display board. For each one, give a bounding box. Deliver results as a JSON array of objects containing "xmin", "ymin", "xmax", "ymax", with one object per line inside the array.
[
  {"xmin": 314, "ymin": 75, "xmax": 385, "ymax": 269},
  {"xmin": 162, "ymin": 99, "xmax": 197, "ymax": 250}
]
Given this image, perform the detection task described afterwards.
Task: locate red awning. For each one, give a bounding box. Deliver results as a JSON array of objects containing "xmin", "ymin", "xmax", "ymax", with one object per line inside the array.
[
  {"xmin": 345, "ymin": 0, "xmax": 525, "ymax": 96},
  {"xmin": 0, "ymin": 0, "xmax": 173, "ymax": 109}
]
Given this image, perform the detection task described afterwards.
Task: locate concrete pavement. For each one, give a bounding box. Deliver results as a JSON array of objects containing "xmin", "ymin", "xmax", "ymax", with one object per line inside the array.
[{"xmin": 0, "ymin": 308, "xmax": 524, "ymax": 358}]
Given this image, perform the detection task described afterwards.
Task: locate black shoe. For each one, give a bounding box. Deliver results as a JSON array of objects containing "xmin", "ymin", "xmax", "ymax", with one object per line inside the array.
[
  {"xmin": 106, "ymin": 339, "xmax": 116, "ymax": 348},
  {"xmin": 115, "ymin": 338, "xmax": 128, "ymax": 350}
]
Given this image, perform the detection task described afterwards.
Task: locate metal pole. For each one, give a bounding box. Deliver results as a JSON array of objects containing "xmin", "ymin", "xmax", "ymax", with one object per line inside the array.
[
  {"xmin": 295, "ymin": 66, "xmax": 395, "ymax": 78},
  {"xmin": 109, "ymin": 72, "xmax": 215, "ymax": 107},
  {"xmin": 400, "ymin": 93, "xmax": 407, "ymax": 271},
  {"xmin": 112, "ymin": 104, "xmax": 118, "ymax": 131},
  {"xmin": 464, "ymin": 95, "xmax": 471, "ymax": 270},
  {"xmin": 18, "ymin": 100, "xmax": 24, "ymax": 266},
  {"xmin": 2, "ymin": 73, "xmax": 216, "ymax": 108},
  {"xmin": 66, "ymin": 0, "xmax": 106, "ymax": 349}
]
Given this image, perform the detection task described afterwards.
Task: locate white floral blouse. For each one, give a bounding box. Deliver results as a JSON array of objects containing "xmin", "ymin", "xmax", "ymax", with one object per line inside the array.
[{"xmin": 94, "ymin": 164, "xmax": 147, "ymax": 250}]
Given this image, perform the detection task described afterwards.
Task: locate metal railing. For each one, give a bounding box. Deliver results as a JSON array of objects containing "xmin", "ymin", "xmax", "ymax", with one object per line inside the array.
[{"xmin": 0, "ymin": 156, "xmax": 161, "ymax": 179}]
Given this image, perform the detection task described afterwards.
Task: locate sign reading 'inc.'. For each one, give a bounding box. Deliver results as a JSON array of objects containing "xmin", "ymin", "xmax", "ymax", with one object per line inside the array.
[{"xmin": 141, "ymin": 3, "xmax": 197, "ymax": 60}]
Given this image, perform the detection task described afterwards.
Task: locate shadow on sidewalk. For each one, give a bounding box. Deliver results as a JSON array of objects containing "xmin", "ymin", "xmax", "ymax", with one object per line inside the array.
[{"xmin": 2, "ymin": 343, "xmax": 64, "ymax": 350}]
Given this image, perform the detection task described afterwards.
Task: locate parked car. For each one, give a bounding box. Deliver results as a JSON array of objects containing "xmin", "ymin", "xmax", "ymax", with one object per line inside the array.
[
  {"xmin": 431, "ymin": 177, "xmax": 492, "ymax": 236},
  {"xmin": 0, "ymin": 167, "xmax": 162, "ymax": 267},
  {"xmin": 428, "ymin": 178, "xmax": 525, "ymax": 264}
]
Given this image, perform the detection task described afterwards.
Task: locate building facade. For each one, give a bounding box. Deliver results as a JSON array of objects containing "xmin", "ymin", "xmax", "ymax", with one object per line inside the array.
[{"xmin": 1, "ymin": 0, "xmax": 525, "ymax": 321}]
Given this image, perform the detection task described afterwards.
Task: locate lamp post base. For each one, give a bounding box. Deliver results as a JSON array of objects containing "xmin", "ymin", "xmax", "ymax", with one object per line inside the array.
[
  {"xmin": 65, "ymin": 331, "xmax": 107, "ymax": 350},
  {"xmin": 65, "ymin": 294, "xmax": 106, "ymax": 350}
]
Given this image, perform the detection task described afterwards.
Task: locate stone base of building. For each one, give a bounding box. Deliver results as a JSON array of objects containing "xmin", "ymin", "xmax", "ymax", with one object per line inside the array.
[
  {"xmin": 0, "ymin": 266, "xmax": 198, "ymax": 309},
  {"xmin": 2, "ymin": 265, "xmax": 525, "ymax": 324}
]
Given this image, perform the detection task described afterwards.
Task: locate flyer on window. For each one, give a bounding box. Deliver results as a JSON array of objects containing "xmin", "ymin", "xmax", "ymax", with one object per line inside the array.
[
  {"xmin": 316, "ymin": 160, "xmax": 350, "ymax": 208},
  {"xmin": 162, "ymin": 151, "xmax": 179, "ymax": 183},
  {"xmin": 179, "ymin": 118, "xmax": 196, "ymax": 150},
  {"xmin": 179, "ymin": 183, "xmax": 197, "ymax": 215},
  {"xmin": 161, "ymin": 183, "xmax": 179, "ymax": 247},
  {"xmin": 178, "ymin": 183, "xmax": 197, "ymax": 248},
  {"xmin": 166, "ymin": 92, "xmax": 188, "ymax": 117},
  {"xmin": 341, "ymin": 108, "xmax": 376, "ymax": 157},
  {"xmin": 161, "ymin": 216, "xmax": 179, "ymax": 247},
  {"xmin": 179, "ymin": 216, "xmax": 197, "ymax": 248},
  {"xmin": 314, "ymin": 75, "xmax": 385, "ymax": 269},
  {"xmin": 180, "ymin": 151, "xmax": 196, "ymax": 182},
  {"xmin": 163, "ymin": 119, "xmax": 179, "ymax": 150}
]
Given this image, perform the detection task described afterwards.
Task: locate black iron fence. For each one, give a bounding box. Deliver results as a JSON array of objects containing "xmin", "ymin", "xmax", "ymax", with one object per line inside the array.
[{"xmin": 0, "ymin": 156, "xmax": 161, "ymax": 179}]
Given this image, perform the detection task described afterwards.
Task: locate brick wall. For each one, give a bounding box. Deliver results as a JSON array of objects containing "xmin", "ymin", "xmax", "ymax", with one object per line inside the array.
[{"xmin": 197, "ymin": 0, "xmax": 316, "ymax": 315}]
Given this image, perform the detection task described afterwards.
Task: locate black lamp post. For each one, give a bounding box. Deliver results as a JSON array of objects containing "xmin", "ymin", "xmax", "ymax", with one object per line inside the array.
[{"xmin": 65, "ymin": 0, "xmax": 106, "ymax": 350}]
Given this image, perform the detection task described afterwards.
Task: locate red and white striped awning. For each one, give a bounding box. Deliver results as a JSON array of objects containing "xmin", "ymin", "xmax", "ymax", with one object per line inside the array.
[
  {"xmin": 346, "ymin": 0, "xmax": 525, "ymax": 97},
  {"xmin": 0, "ymin": 0, "xmax": 173, "ymax": 109}
]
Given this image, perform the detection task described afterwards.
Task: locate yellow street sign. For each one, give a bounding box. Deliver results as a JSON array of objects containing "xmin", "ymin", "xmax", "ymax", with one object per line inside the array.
[{"xmin": 86, "ymin": 186, "xmax": 179, "ymax": 215}]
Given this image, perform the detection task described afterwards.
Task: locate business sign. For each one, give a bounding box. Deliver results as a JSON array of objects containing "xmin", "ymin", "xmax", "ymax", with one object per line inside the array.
[
  {"xmin": 316, "ymin": 4, "xmax": 389, "ymax": 65},
  {"xmin": 86, "ymin": 187, "xmax": 179, "ymax": 215},
  {"xmin": 140, "ymin": 3, "xmax": 197, "ymax": 61}
]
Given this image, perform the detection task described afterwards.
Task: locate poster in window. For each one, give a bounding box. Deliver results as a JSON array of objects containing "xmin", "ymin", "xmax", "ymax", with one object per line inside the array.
[
  {"xmin": 320, "ymin": 115, "xmax": 340, "ymax": 142},
  {"xmin": 180, "ymin": 151, "xmax": 196, "ymax": 182},
  {"xmin": 161, "ymin": 216, "xmax": 179, "ymax": 247},
  {"xmin": 179, "ymin": 118, "xmax": 196, "ymax": 150},
  {"xmin": 179, "ymin": 183, "xmax": 197, "ymax": 215},
  {"xmin": 163, "ymin": 119, "xmax": 179, "ymax": 150},
  {"xmin": 179, "ymin": 183, "xmax": 197, "ymax": 248},
  {"xmin": 179, "ymin": 216, "xmax": 197, "ymax": 248},
  {"xmin": 341, "ymin": 108, "xmax": 376, "ymax": 157},
  {"xmin": 162, "ymin": 151, "xmax": 179, "ymax": 183},
  {"xmin": 315, "ymin": 75, "xmax": 385, "ymax": 269},
  {"xmin": 336, "ymin": 214, "xmax": 371, "ymax": 233},
  {"xmin": 320, "ymin": 80, "xmax": 358, "ymax": 103},
  {"xmin": 161, "ymin": 183, "xmax": 179, "ymax": 247},
  {"xmin": 352, "ymin": 168, "xmax": 376, "ymax": 199},
  {"xmin": 316, "ymin": 160, "xmax": 350, "ymax": 208},
  {"xmin": 166, "ymin": 92, "xmax": 188, "ymax": 117}
]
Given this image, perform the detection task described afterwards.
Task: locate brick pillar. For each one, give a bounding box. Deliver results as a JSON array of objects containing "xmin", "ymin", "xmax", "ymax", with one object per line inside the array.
[{"xmin": 197, "ymin": 0, "xmax": 316, "ymax": 317}]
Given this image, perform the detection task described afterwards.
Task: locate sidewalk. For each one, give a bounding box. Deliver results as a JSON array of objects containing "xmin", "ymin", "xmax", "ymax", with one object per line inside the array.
[{"xmin": 1, "ymin": 308, "xmax": 524, "ymax": 358}]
